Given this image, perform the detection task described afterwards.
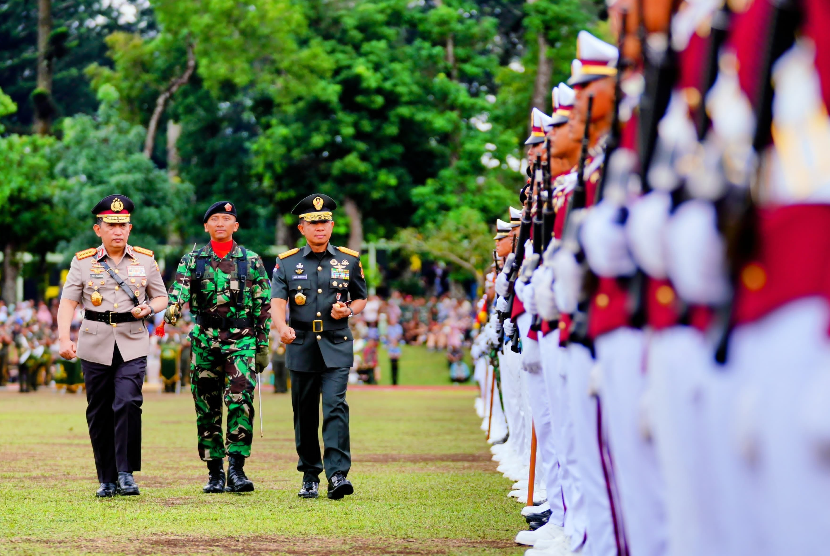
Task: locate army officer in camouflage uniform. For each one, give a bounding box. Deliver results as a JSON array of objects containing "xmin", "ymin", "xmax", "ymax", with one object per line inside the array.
[
  {"xmin": 272, "ymin": 193, "xmax": 367, "ymax": 500},
  {"xmin": 57, "ymin": 194, "xmax": 168, "ymax": 498},
  {"xmin": 164, "ymin": 201, "xmax": 271, "ymax": 493}
]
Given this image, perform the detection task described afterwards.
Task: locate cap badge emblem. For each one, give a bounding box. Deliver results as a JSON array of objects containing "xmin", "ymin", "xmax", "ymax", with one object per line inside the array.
[
  {"xmin": 313, "ymin": 197, "xmax": 324, "ymax": 210},
  {"xmin": 225, "ymin": 203, "xmax": 233, "ymax": 212},
  {"xmin": 111, "ymin": 198, "xmax": 124, "ymax": 212}
]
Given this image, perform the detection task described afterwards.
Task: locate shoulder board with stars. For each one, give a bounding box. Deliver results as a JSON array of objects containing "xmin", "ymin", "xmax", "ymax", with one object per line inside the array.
[
  {"xmin": 337, "ymin": 246, "xmax": 359, "ymax": 257},
  {"xmin": 278, "ymin": 248, "xmax": 300, "ymax": 260},
  {"xmin": 133, "ymin": 246, "xmax": 154, "ymax": 257},
  {"xmin": 75, "ymin": 248, "xmax": 96, "ymax": 261}
]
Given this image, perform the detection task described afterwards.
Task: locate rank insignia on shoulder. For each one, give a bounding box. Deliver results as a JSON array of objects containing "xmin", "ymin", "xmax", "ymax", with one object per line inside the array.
[
  {"xmin": 278, "ymin": 248, "xmax": 300, "ymax": 260},
  {"xmin": 133, "ymin": 246, "xmax": 154, "ymax": 257},
  {"xmin": 337, "ymin": 246, "xmax": 359, "ymax": 257},
  {"xmin": 76, "ymin": 248, "xmax": 96, "ymax": 260}
]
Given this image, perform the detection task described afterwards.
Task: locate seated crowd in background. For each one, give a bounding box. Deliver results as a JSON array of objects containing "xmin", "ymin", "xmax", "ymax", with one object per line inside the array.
[{"xmin": 0, "ymin": 290, "xmax": 477, "ymax": 391}]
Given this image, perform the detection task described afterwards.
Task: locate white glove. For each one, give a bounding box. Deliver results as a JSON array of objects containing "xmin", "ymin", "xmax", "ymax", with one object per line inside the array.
[
  {"xmin": 626, "ymin": 191, "xmax": 671, "ymax": 279},
  {"xmin": 664, "ymin": 200, "xmax": 731, "ymax": 305},
  {"xmin": 503, "ymin": 319, "xmax": 515, "ymax": 339},
  {"xmin": 523, "ymin": 283, "xmax": 538, "ymax": 316},
  {"xmin": 495, "ymin": 296, "xmax": 509, "ymax": 313},
  {"xmin": 471, "ymin": 343, "xmax": 481, "ymax": 360},
  {"xmin": 495, "ymin": 254, "xmax": 515, "ymax": 297},
  {"xmin": 580, "ymin": 200, "xmax": 637, "ymax": 278},
  {"xmin": 521, "ymin": 337, "xmax": 543, "ymax": 373},
  {"xmin": 533, "ymin": 266, "xmax": 558, "ymax": 321},
  {"xmin": 489, "ymin": 310, "xmax": 499, "ymax": 328},
  {"xmin": 515, "ymin": 278, "xmax": 527, "ymax": 303},
  {"xmin": 552, "ymin": 249, "xmax": 583, "ymax": 314}
]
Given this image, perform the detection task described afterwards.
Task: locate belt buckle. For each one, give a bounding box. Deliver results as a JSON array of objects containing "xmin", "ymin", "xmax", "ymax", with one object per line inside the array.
[
  {"xmin": 109, "ymin": 312, "xmax": 116, "ymax": 327},
  {"xmin": 313, "ymin": 320, "xmax": 323, "ymax": 333}
]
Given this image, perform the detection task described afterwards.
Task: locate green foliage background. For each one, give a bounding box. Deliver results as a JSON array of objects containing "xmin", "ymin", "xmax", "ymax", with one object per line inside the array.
[{"xmin": 0, "ymin": 0, "xmax": 603, "ymax": 297}]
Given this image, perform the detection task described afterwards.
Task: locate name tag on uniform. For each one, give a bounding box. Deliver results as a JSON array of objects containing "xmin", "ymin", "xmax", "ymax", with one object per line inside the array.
[
  {"xmin": 90, "ymin": 273, "xmax": 104, "ymax": 280},
  {"xmin": 292, "ymin": 275, "xmax": 308, "ymax": 280},
  {"xmin": 128, "ymin": 266, "xmax": 146, "ymax": 277},
  {"xmin": 331, "ymin": 268, "xmax": 349, "ymax": 280}
]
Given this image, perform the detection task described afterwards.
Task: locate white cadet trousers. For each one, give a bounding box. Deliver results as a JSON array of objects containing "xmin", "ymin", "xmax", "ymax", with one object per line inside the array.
[
  {"xmin": 729, "ymin": 297, "xmax": 830, "ymax": 556},
  {"xmin": 516, "ymin": 313, "xmax": 556, "ymax": 489},
  {"xmin": 565, "ymin": 341, "xmax": 616, "ymax": 556},
  {"xmin": 479, "ymin": 356, "xmax": 509, "ymax": 439},
  {"xmin": 595, "ymin": 328, "xmax": 668, "ymax": 556},
  {"xmin": 499, "ymin": 336, "xmax": 528, "ymax": 464},
  {"xmin": 649, "ymin": 326, "xmax": 715, "ymax": 556},
  {"xmin": 538, "ymin": 330, "xmax": 575, "ymax": 530}
]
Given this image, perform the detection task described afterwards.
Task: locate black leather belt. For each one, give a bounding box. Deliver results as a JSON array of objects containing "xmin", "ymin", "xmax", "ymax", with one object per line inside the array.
[
  {"xmin": 290, "ymin": 319, "xmax": 348, "ymax": 333},
  {"xmin": 196, "ymin": 314, "xmax": 253, "ymax": 330},
  {"xmin": 85, "ymin": 310, "xmax": 140, "ymax": 324}
]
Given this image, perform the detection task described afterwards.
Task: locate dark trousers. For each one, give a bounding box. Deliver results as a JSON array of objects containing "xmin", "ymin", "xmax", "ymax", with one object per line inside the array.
[
  {"xmin": 290, "ymin": 366, "xmax": 350, "ymax": 483},
  {"xmin": 391, "ymin": 359, "xmax": 399, "ymax": 385},
  {"xmin": 82, "ymin": 346, "xmax": 146, "ymax": 483},
  {"xmin": 273, "ymin": 360, "xmax": 288, "ymax": 393}
]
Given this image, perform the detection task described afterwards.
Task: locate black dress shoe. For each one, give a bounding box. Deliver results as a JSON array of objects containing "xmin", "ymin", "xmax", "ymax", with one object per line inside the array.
[
  {"xmin": 327, "ymin": 472, "xmax": 354, "ymax": 500},
  {"xmin": 203, "ymin": 460, "xmax": 226, "ymax": 494},
  {"xmin": 525, "ymin": 508, "xmax": 552, "ymax": 524},
  {"xmin": 528, "ymin": 519, "xmax": 548, "ymax": 531},
  {"xmin": 96, "ymin": 482, "xmax": 117, "ymax": 497},
  {"xmin": 298, "ymin": 481, "xmax": 319, "ymax": 499},
  {"xmin": 225, "ymin": 455, "xmax": 254, "ymax": 493},
  {"xmin": 116, "ymin": 472, "xmax": 140, "ymax": 496}
]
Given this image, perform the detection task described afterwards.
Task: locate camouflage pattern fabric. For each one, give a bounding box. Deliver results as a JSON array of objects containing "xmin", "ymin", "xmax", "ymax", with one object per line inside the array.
[
  {"xmin": 191, "ymin": 342, "xmax": 256, "ymax": 460},
  {"xmin": 167, "ymin": 242, "xmax": 271, "ymax": 350},
  {"xmin": 167, "ymin": 241, "xmax": 271, "ymax": 460}
]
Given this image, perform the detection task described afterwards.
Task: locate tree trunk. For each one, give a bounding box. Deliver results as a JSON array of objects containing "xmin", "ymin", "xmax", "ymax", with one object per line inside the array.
[
  {"xmin": 2, "ymin": 244, "xmax": 19, "ymax": 305},
  {"xmin": 166, "ymin": 120, "xmax": 182, "ymax": 180},
  {"xmin": 34, "ymin": 0, "xmax": 52, "ymax": 135},
  {"xmin": 144, "ymin": 43, "xmax": 196, "ymax": 159},
  {"xmin": 342, "ymin": 197, "xmax": 363, "ymax": 253},
  {"xmin": 528, "ymin": 0, "xmax": 551, "ymax": 129}
]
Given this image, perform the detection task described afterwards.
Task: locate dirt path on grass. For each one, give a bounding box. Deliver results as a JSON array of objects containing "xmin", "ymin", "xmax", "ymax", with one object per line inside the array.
[{"xmin": 4, "ymin": 535, "xmax": 518, "ymax": 555}]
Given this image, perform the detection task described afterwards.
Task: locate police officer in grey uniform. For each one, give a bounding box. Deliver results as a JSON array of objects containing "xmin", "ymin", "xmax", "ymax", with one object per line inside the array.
[
  {"xmin": 57, "ymin": 195, "xmax": 168, "ymax": 497},
  {"xmin": 271, "ymin": 194, "xmax": 367, "ymax": 500}
]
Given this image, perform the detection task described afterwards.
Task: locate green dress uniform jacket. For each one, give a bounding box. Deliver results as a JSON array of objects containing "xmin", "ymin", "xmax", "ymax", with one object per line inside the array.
[{"xmin": 271, "ymin": 244, "xmax": 368, "ymax": 371}]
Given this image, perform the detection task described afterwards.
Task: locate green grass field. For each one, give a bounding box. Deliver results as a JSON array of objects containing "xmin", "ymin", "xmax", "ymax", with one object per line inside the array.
[
  {"xmin": 0, "ymin": 368, "xmax": 526, "ymax": 555},
  {"xmin": 373, "ymin": 344, "xmax": 474, "ymax": 386}
]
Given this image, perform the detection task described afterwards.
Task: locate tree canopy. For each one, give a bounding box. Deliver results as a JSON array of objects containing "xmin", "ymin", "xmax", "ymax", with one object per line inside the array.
[{"xmin": 0, "ymin": 0, "xmax": 604, "ymax": 299}]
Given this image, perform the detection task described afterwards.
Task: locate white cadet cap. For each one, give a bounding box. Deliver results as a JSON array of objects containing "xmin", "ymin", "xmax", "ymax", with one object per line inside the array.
[
  {"xmin": 525, "ymin": 108, "xmax": 554, "ymax": 144},
  {"xmin": 568, "ymin": 31, "xmax": 619, "ymax": 86},
  {"xmin": 551, "ymin": 83, "xmax": 576, "ymax": 125}
]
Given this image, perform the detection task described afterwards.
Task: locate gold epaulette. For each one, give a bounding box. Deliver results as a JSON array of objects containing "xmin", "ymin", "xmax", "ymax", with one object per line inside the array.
[
  {"xmin": 337, "ymin": 246, "xmax": 359, "ymax": 257},
  {"xmin": 133, "ymin": 246, "xmax": 154, "ymax": 257},
  {"xmin": 76, "ymin": 248, "xmax": 96, "ymax": 260},
  {"xmin": 278, "ymin": 248, "xmax": 300, "ymax": 260}
]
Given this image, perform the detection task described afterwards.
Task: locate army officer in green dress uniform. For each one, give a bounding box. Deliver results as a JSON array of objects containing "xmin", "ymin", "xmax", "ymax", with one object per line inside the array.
[{"xmin": 271, "ymin": 194, "xmax": 367, "ymax": 500}]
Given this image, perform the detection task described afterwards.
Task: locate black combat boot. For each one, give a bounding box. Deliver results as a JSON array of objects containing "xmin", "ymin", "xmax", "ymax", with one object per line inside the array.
[
  {"xmin": 203, "ymin": 459, "xmax": 226, "ymax": 494},
  {"xmin": 116, "ymin": 472, "xmax": 140, "ymax": 495},
  {"xmin": 225, "ymin": 454, "xmax": 254, "ymax": 493}
]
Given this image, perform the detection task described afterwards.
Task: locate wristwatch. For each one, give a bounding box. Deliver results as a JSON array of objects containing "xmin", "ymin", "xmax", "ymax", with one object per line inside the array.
[{"xmin": 347, "ymin": 307, "xmax": 354, "ymax": 318}]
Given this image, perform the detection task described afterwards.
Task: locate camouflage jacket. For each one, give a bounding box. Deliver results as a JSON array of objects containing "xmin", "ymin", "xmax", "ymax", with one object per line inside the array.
[{"xmin": 167, "ymin": 242, "xmax": 271, "ymax": 351}]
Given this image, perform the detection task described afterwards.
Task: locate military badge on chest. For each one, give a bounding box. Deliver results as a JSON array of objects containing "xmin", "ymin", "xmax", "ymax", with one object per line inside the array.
[
  {"xmin": 294, "ymin": 262, "xmax": 307, "ymax": 305},
  {"xmin": 330, "ymin": 259, "xmax": 350, "ymax": 289}
]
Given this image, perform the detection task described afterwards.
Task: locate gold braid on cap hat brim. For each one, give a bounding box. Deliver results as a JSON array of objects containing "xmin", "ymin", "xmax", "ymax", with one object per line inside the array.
[
  {"xmin": 299, "ymin": 212, "xmax": 333, "ymax": 222},
  {"xmin": 98, "ymin": 214, "xmax": 131, "ymax": 223}
]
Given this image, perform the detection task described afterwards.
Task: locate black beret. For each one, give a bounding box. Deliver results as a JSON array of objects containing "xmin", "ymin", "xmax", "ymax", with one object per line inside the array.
[
  {"xmin": 203, "ymin": 201, "xmax": 237, "ymax": 223},
  {"xmin": 291, "ymin": 193, "xmax": 336, "ymax": 222},
  {"xmin": 92, "ymin": 194, "xmax": 134, "ymax": 223}
]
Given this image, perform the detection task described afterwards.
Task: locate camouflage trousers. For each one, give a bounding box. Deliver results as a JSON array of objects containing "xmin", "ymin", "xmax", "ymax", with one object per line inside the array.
[{"xmin": 190, "ymin": 339, "xmax": 256, "ymax": 461}]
